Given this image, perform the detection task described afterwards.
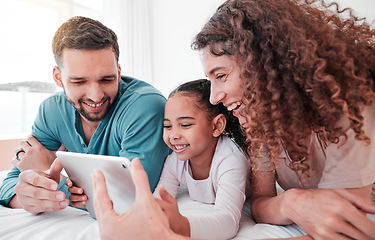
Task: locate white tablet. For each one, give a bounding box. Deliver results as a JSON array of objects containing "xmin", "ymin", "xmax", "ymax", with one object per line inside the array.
[{"xmin": 56, "ymin": 151, "xmax": 135, "ymax": 219}]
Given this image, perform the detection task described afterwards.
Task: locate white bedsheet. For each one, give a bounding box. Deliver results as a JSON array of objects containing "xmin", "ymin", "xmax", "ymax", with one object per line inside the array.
[
  {"xmin": 0, "ymin": 170, "xmax": 259, "ymax": 240},
  {"xmin": 1, "ymin": 170, "xmax": 374, "ymax": 240}
]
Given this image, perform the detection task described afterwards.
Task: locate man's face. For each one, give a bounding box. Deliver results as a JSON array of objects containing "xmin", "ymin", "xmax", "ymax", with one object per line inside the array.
[{"xmin": 53, "ymin": 48, "xmax": 121, "ymax": 123}]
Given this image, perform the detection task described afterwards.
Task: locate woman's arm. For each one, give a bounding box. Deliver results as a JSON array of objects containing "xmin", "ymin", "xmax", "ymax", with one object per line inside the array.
[
  {"xmin": 251, "ymin": 170, "xmax": 375, "ymax": 239},
  {"xmin": 250, "ymin": 170, "xmax": 293, "ymax": 225}
]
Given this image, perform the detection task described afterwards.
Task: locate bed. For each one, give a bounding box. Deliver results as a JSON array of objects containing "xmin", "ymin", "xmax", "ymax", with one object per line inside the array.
[
  {"xmin": 0, "ymin": 170, "xmax": 374, "ymax": 240},
  {"xmin": 0, "ymin": 170, "xmax": 259, "ymax": 240}
]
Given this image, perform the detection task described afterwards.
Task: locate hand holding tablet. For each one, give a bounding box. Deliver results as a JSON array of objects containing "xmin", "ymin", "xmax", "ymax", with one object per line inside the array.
[{"xmin": 56, "ymin": 151, "xmax": 136, "ymax": 219}]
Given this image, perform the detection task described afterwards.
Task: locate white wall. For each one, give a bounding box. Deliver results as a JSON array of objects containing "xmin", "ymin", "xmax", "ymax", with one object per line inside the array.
[
  {"xmin": 148, "ymin": 0, "xmax": 374, "ymax": 97},
  {"xmin": 149, "ymin": 0, "xmax": 223, "ymax": 97}
]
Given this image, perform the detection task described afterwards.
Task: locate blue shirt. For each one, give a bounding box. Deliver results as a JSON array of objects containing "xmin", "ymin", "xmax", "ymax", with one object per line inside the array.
[{"xmin": 0, "ymin": 76, "xmax": 170, "ymax": 206}]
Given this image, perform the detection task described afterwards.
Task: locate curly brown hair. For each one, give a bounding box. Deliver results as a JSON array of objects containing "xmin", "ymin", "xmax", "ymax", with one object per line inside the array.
[
  {"xmin": 52, "ymin": 16, "xmax": 119, "ymax": 68},
  {"xmin": 192, "ymin": 0, "xmax": 375, "ymax": 176}
]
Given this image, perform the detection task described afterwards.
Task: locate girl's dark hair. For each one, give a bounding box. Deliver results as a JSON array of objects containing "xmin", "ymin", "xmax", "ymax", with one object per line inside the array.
[{"xmin": 169, "ymin": 79, "xmax": 248, "ymax": 152}]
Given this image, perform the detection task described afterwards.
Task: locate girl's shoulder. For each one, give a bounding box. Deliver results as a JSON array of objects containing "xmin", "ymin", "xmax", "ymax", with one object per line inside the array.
[
  {"xmin": 213, "ymin": 136, "xmax": 249, "ymax": 169},
  {"xmin": 218, "ymin": 135, "xmax": 248, "ymax": 158}
]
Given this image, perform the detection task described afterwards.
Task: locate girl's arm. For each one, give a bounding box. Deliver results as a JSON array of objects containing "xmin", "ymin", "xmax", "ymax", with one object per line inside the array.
[
  {"xmin": 153, "ymin": 154, "xmax": 180, "ymax": 198},
  {"xmin": 153, "ymin": 154, "xmax": 190, "ymax": 236},
  {"xmin": 185, "ymin": 153, "xmax": 248, "ymax": 239},
  {"xmin": 251, "ymin": 170, "xmax": 375, "ymax": 239}
]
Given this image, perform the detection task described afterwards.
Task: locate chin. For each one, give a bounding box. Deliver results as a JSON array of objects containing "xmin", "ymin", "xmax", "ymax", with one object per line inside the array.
[{"xmin": 237, "ymin": 116, "xmax": 247, "ymax": 126}]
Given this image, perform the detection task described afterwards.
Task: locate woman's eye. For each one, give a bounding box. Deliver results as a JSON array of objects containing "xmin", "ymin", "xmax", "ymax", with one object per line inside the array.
[{"xmin": 216, "ymin": 74, "xmax": 225, "ymax": 80}]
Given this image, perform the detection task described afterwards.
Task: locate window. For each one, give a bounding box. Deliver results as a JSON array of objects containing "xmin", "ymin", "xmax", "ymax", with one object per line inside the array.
[{"xmin": 0, "ymin": 0, "xmax": 121, "ymax": 139}]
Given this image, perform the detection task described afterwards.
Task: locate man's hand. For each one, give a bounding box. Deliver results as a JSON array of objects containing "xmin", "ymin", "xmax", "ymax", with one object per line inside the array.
[
  {"xmin": 9, "ymin": 159, "xmax": 69, "ymax": 214},
  {"xmin": 12, "ymin": 136, "xmax": 66, "ymax": 172}
]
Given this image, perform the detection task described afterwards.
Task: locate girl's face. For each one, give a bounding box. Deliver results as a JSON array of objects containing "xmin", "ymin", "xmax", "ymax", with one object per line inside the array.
[
  {"xmin": 163, "ymin": 93, "xmax": 218, "ymax": 163},
  {"xmin": 200, "ymin": 46, "xmax": 246, "ymax": 125}
]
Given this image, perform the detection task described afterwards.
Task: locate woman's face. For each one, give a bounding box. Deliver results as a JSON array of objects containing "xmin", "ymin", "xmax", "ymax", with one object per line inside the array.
[{"xmin": 200, "ymin": 46, "xmax": 247, "ymax": 125}]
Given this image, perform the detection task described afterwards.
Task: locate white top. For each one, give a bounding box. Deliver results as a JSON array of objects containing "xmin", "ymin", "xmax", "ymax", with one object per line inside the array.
[
  {"xmin": 153, "ymin": 136, "xmax": 249, "ymax": 240},
  {"xmin": 254, "ymin": 105, "xmax": 375, "ymax": 190}
]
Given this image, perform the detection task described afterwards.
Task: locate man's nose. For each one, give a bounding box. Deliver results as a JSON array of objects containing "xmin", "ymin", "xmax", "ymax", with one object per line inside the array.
[{"xmin": 86, "ymin": 83, "xmax": 104, "ymax": 102}]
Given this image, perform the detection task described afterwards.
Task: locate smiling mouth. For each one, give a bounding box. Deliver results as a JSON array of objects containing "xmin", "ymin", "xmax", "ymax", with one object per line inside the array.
[
  {"xmin": 227, "ymin": 101, "xmax": 242, "ymax": 111},
  {"xmin": 173, "ymin": 144, "xmax": 189, "ymax": 153},
  {"xmin": 85, "ymin": 101, "xmax": 105, "ymax": 108},
  {"xmin": 82, "ymin": 99, "xmax": 108, "ymax": 111}
]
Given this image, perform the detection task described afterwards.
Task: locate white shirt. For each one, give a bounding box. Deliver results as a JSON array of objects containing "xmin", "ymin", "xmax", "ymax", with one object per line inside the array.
[{"xmin": 153, "ymin": 136, "xmax": 249, "ymax": 239}]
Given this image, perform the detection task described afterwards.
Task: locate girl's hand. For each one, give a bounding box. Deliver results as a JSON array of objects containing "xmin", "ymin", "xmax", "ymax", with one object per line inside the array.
[
  {"xmin": 66, "ymin": 178, "xmax": 87, "ymax": 208},
  {"xmin": 284, "ymin": 187, "xmax": 375, "ymax": 240},
  {"xmin": 156, "ymin": 185, "xmax": 191, "ymax": 237}
]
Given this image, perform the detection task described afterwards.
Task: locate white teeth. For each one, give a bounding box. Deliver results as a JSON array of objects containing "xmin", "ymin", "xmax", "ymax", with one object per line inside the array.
[
  {"xmin": 87, "ymin": 102, "xmax": 104, "ymax": 108},
  {"xmin": 227, "ymin": 101, "xmax": 241, "ymax": 111},
  {"xmin": 174, "ymin": 145, "xmax": 187, "ymax": 150}
]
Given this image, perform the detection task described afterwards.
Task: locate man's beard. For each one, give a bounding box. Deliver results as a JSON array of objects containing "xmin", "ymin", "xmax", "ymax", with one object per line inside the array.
[{"xmin": 65, "ymin": 92, "xmax": 118, "ymax": 122}]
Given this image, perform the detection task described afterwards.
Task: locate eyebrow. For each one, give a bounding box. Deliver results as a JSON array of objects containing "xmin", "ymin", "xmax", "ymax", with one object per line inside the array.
[
  {"xmin": 163, "ymin": 116, "xmax": 195, "ymax": 121},
  {"xmin": 68, "ymin": 74, "xmax": 117, "ymax": 80},
  {"xmin": 208, "ymin": 66, "xmax": 225, "ymax": 76}
]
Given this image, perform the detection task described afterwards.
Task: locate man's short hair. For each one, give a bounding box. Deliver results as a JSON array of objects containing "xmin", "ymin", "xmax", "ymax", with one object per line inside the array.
[{"xmin": 52, "ymin": 16, "xmax": 119, "ymax": 67}]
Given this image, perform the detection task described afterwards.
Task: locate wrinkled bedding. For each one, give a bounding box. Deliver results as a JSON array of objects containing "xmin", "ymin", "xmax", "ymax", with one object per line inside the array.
[
  {"xmin": 1, "ymin": 170, "xmax": 374, "ymax": 240},
  {"xmin": 0, "ymin": 170, "xmax": 257, "ymax": 240}
]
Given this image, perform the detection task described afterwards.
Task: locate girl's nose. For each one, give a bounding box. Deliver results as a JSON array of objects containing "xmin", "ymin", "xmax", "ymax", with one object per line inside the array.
[{"xmin": 169, "ymin": 129, "xmax": 181, "ymax": 140}]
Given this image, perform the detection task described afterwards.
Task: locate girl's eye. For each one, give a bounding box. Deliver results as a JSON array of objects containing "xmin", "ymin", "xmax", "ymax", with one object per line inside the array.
[
  {"xmin": 163, "ymin": 125, "xmax": 171, "ymax": 129},
  {"xmin": 181, "ymin": 124, "xmax": 192, "ymax": 128}
]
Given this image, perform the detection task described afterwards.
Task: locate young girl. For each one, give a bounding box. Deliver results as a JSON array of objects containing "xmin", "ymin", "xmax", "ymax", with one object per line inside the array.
[{"xmin": 153, "ymin": 79, "xmax": 249, "ymax": 239}]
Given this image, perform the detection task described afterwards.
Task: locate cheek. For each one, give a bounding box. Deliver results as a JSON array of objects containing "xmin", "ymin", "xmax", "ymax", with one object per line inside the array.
[
  {"xmin": 163, "ymin": 131, "xmax": 170, "ymax": 145},
  {"xmin": 64, "ymin": 86, "xmax": 81, "ymax": 101},
  {"xmin": 103, "ymin": 85, "xmax": 119, "ymax": 99},
  {"xmin": 230, "ymin": 85, "xmax": 243, "ymax": 98}
]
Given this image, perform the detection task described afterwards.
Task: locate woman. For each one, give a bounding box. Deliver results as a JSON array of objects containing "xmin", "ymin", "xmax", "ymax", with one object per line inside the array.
[
  {"xmin": 191, "ymin": 0, "xmax": 375, "ymax": 239},
  {"xmin": 92, "ymin": 0, "xmax": 375, "ymax": 239}
]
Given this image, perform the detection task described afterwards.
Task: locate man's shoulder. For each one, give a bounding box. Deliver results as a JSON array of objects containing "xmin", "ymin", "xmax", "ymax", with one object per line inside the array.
[
  {"xmin": 116, "ymin": 76, "xmax": 166, "ymax": 112},
  {"xmin": 120, "ymin": 76, "xmax": 165, "ymax": 98},
  {"xmin": 39, "ymin": 91, "xmax": 68, "ymax": 108}
]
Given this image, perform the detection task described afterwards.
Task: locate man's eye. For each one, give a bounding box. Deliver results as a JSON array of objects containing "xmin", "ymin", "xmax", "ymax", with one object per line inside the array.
[
  {"xmin": 72, "ymin": 81, "xmax": 85, "ymax": 84},
  {"xmin": 102, "ymin": 78, "xmax": 115, "ymax": 82}
]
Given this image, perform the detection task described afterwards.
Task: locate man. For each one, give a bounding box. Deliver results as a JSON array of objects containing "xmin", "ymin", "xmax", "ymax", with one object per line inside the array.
[{"xmin": 0, "ymin": 16, "xmax": 169, "ymax": 214}]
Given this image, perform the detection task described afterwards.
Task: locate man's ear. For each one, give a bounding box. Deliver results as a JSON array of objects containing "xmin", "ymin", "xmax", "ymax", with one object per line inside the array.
[
  {"xmin": 53, "ymin": 66, "xmax": 63, "ymax": 88},
  {"xmin": 118, "ymin": 64, "xmax": 121, "ymax": 79},
  {"xmin": 212, "ymin": 114, "xmax": 226, "ymax": 137}
]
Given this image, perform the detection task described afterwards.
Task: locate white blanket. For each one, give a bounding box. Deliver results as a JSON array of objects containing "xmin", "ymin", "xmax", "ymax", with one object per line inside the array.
[
  {"xmin": 1, "ymin": 170, "xmax": 374, "ymax": 240},
  {"xmin": 0, "ymin": 170, "xmax": 258, "ymax": 240}
]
